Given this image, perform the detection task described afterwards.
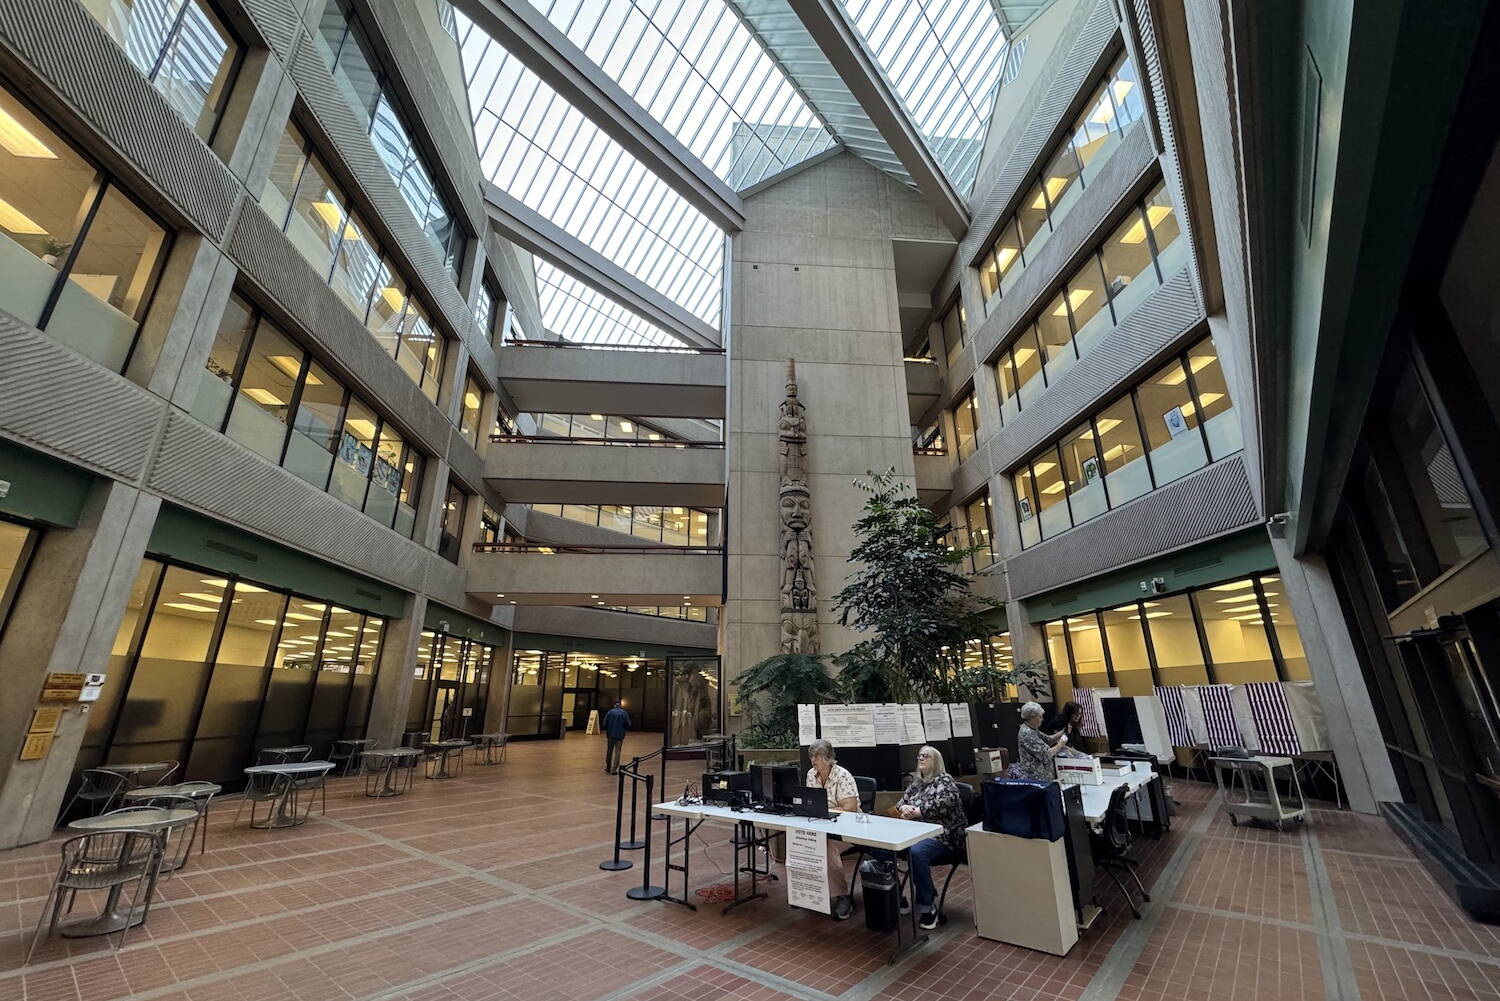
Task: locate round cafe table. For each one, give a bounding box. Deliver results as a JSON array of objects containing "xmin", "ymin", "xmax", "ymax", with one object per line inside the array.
[{"xmin": 62, "ymin": 808, "xmax": 199, "ymax": 937}]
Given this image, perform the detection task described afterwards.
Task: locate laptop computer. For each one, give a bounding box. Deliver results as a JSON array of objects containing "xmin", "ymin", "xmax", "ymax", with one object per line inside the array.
[{"xmin": 785, "ymin": 785, "xmax": 829, "ymax": 819}]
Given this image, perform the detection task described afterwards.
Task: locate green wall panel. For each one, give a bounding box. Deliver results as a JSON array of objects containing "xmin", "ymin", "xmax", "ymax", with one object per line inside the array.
[
  {"xmin": 0, "ymin": 439, "xmax": 94, "ymax": 527},
  {"xmin": 423, "ymin": 602, "xmax": 508, "ymax": 646}
]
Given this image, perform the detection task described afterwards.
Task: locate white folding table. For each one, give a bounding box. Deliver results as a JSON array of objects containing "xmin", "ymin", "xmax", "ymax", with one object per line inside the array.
[
  {"xmin": 654, "ymin": 801, "xmax": 941, "ymax": 962},
  {"xmin": 1075, "ymin": 763, "xmax": 1158, "ymax": 825}
]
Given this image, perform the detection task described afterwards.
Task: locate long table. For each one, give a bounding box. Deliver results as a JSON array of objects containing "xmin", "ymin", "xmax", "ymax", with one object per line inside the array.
[
  {"xmin": 655, "ymin": 800, "xmax": 942, "ymax": 962},
  {"xmin": 1075, "ymin": 762, "xmax": 1158, "ymax": 825}
]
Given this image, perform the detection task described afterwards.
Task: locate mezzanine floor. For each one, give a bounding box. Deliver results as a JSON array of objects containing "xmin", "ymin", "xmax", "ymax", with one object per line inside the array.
[{"xmin": 0, "ymin": 733, "xmax": 1494, "ymax": 1001}]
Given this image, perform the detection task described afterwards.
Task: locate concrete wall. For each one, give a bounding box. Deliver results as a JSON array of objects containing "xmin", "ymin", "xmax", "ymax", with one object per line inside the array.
[{"xmin": 724, "ymin": 153, "xmax": 942, "ymax": 682}]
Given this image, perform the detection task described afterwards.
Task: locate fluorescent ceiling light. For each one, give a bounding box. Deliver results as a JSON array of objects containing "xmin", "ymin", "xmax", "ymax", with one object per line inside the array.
[
  {"xmin": 244, "ymin": 387, "xmax": 283, "ymax": 407},
  {"xmin": 163, "ymin": 602, "xmax": 218, "ymax": 613},
  {"xmin": 0, "ymin": 195, "xmax": 46, "ymax": 235},
  {"xmin": 0, "ymin": 106, "xmax": 56, "ymax": 157}
]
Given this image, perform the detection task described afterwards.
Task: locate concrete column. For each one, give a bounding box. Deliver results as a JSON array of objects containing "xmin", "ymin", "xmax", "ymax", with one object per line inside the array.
[
  {"xmin": 1270, "ymin": 535, "xmax": 1401, "ymax": 814},
  {"xmin": 0, "ymin": 481, "xmax": 160, "ymax": 848},
  {"xmin": 456, "ymin": 491, "xmax": 485, "ymax": 570},
  {"xmin": 484, "ymin": 632, "xmax": 515, "ymax": 733},
  {"xmin": 213, "ymin": 45, "xmax": 295, "ymax": 187},
  {"xmin": 971, "ymin": 359, "xmax": 1001, "ymax": 453},
  {"xmin": 128, "ymin": 238, "xmax": 239, "ymax": 402},
  {"xmin": 441, "ymin": 341, "xmax": 471, "ymax": 426},
  {"xmin": 366, "ymin": 593, "xmax": 427, "ymax": 748},
  {"xmin": 415, "ymin": 458, "xmax": 450, "ymax": 552}
]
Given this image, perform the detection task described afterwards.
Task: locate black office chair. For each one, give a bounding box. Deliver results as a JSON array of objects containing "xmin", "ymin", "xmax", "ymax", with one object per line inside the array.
[
  {"xmin": 932, "ymin": 781, "xmax": 981, "ymax": 924},
  {"xmin": 1090, "ymin": 784, "xmax": 1151, "ymax": 918},
  {"xmin": 841, "ymin": 776, "xmax": 880, "ymax": 862}
]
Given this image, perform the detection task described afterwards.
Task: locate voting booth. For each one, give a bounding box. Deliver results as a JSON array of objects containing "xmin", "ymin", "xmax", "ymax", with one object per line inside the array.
[
  {"xmin": 1229, "ymin": 681, "xmax": 1331, "ymax": 755},
  {"xmin": 1099, "ymin": 696, "xmax": 1175, "ymax": 760}
]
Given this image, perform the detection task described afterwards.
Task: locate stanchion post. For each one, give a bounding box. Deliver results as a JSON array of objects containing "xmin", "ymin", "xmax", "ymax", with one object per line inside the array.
[
  {"xmin": 626, "ymin": 773, "xmax": 664, "ymax": 900},
  {"xmin": 621, "ymin": 756, "xmax": 645, "ymax": 850},
  {"xmin": 599, "ymin": 766, "xmax": 632, "ymax": 871}
]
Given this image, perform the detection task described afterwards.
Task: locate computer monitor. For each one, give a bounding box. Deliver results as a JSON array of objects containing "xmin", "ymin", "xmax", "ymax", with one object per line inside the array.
[
  {"xmin": 702, "ymin": 770, "xmax": 751, "ymax": 806},
  {"xmin": 750, "ymin": 763, "xmax": 799, "ymax": 805},
  {"xmin": 786, "ymin": 785, "xmax": 829, "ymax": 819}
]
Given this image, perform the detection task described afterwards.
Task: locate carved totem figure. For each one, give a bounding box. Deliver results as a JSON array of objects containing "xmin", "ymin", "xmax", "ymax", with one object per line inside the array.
[{"xmin": 778, "ymin": 359, "xmax": 818, "ymax": 654}]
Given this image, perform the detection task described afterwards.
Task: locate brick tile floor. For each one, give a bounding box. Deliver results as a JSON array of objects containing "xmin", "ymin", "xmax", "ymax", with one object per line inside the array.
[{"xmin": 2, "ymin": 734, "xmax": 1498, "ymax": 1001}]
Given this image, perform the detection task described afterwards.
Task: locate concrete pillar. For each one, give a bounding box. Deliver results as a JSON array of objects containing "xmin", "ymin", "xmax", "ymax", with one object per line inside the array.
[
  {"xmin": 415, "ymin": 458, "xmax": 450, "ymax": 552},
  {"xmin": 214, "ymin": 45, "xmax": 295, "ymax": 187},
  {"xmin": 1270, "ymin": 535, "xmax": 1401, "ymax": 814},
  {"xmin": 366, "ymin": 593, "xmax": 427, "ymax": 748},
  {"xmin": 484, "ymin": 632, "xmax": 515, "ymax": 733},
  {"xmin": 0, "ymin": 481, "xmax": 160, "ymax": 848},
  {"xmin": 128, "ymin": 238, "xmax": 239, "ymax": 401},
  {"xmin": 456, "ymin": 491, "xmax": 485, "ymax": 570}
]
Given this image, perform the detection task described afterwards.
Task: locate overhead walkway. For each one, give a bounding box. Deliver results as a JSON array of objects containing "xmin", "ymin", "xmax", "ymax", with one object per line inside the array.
[
  {"xmin": 499, "ymin": 340, "xmax": 726, "ymax": 418},
  {"xmin": 485, "ymin": 435, "xmax": 726, "ymax": 507},
  {"xmin": 467, "ymin": 542, "xmax": 723, "ymax": 606}
]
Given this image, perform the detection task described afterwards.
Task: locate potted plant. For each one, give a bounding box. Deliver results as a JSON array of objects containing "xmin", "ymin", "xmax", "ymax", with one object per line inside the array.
[{"xmin": 733, "ymin": 652, "xmax": 837, "ymax": 769}]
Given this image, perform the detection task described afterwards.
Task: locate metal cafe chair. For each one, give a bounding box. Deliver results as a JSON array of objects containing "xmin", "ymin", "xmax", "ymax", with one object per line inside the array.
[
  {"xmin": 167, "ymin": 781, "xmax": 221, "ymax": 855},
  {"xmin": 60, "ymin": 769, "xmax": 128, "ymax": 820},
  {"xmin": 25, "ymin": 828, "xmax": 165, "ymax": 963},
  {"xmin": 235, "ymin": 771, "xmax": 292, "ymax": 828},
  {"xmin": 137, "ymin": 760, "xmax": 180, "ymax": 787},
  {"xmin": 138, "ymin": 796, "xmax": 207, "ymax": 873},
  {"xmin": 283, "ymin": 744, "xmax": 313, "ymax": 763}
]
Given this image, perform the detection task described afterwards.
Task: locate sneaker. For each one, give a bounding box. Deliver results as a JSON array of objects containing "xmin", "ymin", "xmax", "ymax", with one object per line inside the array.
[
  {"xmin": 918, "ymin": 911, "xmax": 938, "ymax": 930},
  {"xmin": 832, "ymin": 895, "xmax": 854, "ymax": 921}
]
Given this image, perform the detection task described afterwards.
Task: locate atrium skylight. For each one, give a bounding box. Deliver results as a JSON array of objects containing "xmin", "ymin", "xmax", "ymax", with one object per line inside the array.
[
  {"xmin": 536, "ymin": 262, "xmax": 685, "ymax": 348},
  {"xmin": 837, "ymin": 0, "xmax": 1014, "ymax": 195}
]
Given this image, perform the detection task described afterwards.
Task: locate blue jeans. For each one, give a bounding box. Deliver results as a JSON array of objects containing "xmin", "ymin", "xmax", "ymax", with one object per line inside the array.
[{"xmin": 872, "ymin": 837, "xmax": 960, "ymax": 910}]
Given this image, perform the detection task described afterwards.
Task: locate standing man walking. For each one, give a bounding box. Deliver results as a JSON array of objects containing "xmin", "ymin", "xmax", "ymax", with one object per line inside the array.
[{"xmin": 603, "ymin": 700, "xmax": 631, "ymax": 774}]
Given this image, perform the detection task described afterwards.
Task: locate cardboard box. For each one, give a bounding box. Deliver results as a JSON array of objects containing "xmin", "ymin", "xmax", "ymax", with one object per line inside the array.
[
  {"xmin": 1056, "ymin": 757, "xmax": 1103, "ymax": 786},
  {"xmin": 976, "ymin": 748, "xmax": 1009, "ymax": 775}
]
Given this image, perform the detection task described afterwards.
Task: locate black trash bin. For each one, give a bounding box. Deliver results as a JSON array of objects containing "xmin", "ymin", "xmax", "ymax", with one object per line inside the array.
[{"xmin": 860, "ymin": 858, "xmax": 899, "ymax": 932}]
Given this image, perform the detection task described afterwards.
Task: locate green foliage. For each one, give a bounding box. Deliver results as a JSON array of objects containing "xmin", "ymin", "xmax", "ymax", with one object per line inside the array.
[
  {"xmin": 1012, "ymin": 659, "xmax": 1053, "ymax": 701},
  {"xmin": 832, "ymin": 647, "xmax": 896, "ymax": 704},
  {"xmin": 833, "ymin": 468, "xmax": 1001, "ymax": 703},
  {"xmin": 734, "ymin": 653, "xmax": 837, "ymax": 748}
]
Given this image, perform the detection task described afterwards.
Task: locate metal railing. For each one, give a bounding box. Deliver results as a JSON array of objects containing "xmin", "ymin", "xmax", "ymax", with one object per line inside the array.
[
  {"xmin": 504, "ymin": 338, "xmax": 725, "ymax": 356},
  {"xmin": 472, "ymin": 542, "xmax": 725, "ymax": 555},
  {"xmin": 913, "ymin": 446, "xmax": 947, "ymax": 456},
  {"xmin": 490, "ymin": 433, "xmax": 724, "ymax": 449}
]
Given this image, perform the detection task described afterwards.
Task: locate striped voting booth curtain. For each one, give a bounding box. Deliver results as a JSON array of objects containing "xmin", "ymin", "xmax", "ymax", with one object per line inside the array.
[
  {"xmin": 1244, "ymin": 682, "xmax": 1301, "ymax": 755},
  {"xmin": 1198, "ymin": 684, "xmax": 1243, "ymax": 748},
  {"xmin": 1075, "ymin": 689, "xmax": 1105, "ymax": 737},
  {"xmin": 1155, "ymin": 686, "xmax": 1192, "ymax": 747}
]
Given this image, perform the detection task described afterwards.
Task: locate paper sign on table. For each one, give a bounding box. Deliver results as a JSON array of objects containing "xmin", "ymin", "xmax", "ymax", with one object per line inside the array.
[
  {"xmin": 797, "ymin": 704, "xmax": 818, "ymax": 745},
  {"xmin": 872, "ymin": 704, "xmax": 902, "ymax": 744},
  {"xmin": 921, "ymin": 704, "xmax": 952, "ymax": 741},
  {"xmin": 819, "ymin": 704, "xmax": 876, "ymax": 747},
  {"xmin": 948, "ymin": 703, "xmax": 973, "ymax": 738},
  {"xmin": 899, "ymin": 704, "xmax": 926, "ymax": 745},
  {"xmin": 786, "ymin": 827, "xmax": 831, "ymax": 913}
]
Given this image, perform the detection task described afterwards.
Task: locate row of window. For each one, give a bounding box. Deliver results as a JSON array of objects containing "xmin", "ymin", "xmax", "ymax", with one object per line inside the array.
[
  {"xmin": 524, "ymin": 413, "xmax": 690, "ymax": 443},
  {"xmin": 191, "ymin": 292, "xmax": 424, "ymax": 538},
  {"xmin": 1042, "ymin": 574, "xmax": 1309, "ymax": 709},
  {"xmin": 976, "ymin": 53, "xmax": 1145, "ymax": 307},
  {"xmin": 940, "ymin": 301, "xmax": 967, "ymax": 367},
  {"xmin": 262, "ymin": 121, "xmax": 449, "ymax": 403},
  {"xmin": 86, "ymin": 0, "xmax": 241, "ymax": 143},
  {"xmin": 948, "ymin": 493, "xmax": 996, "ymax": 572},
  {"xmin": 0, "ymin": 84, "xmax": 172, "ymax": 372},
  {"xmin": 603, "ymin": 604, "xmax": 713, "ymax": 622},
  {"xmin": 528, "ymin": 503, "xmax": 721, "ymax": 546},
  {"xmin": 1010, "ymin": 336, "xmax": 1239, "ymax": 548},
  {"xmin": 316, "ymin": 0, "xmax": 465, "ymax": 279},
  {"xmin": 78, "ymin": 558, "xmax": 387, "ymax": 785}
]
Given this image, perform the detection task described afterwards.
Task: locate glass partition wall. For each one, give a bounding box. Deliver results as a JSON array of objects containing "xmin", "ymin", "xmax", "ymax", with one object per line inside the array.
[
  {"xmin": 404, "ymin": 630, "xmax": 498, "ymax": 741},
  {"xmin": 77, "ymin": 557, "xmax": 388, "ymax": 785},
  {"xmin": 506, "ymin": 650, "xmax": 671, "ymax": 738}
]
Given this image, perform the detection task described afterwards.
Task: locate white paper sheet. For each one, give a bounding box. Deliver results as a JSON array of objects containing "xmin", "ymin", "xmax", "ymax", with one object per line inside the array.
[
  {"xmin": 872, "ymin": 704, "xmax": 902, "ymax": 745},
  {"xmin": 947, "ymin": 703, "xmax": 973, "ymax": 738},
  {"xmin": 819, "ymin": 704, "xmax": 876, "ymax": 747},
  {"xmin": 797, "ymin": 704, "xmax": 818, "ymax": 746},
  {"xmin": 921, "ymin": 704, "xmax": 952, "ymax": 741},
  {"xmin": 899, "ymin": 704, "xmax": 926, "ymax": 745},
  {"xmin": 786, "ymin": 827, "xmax": 831, "ymax": 913}
]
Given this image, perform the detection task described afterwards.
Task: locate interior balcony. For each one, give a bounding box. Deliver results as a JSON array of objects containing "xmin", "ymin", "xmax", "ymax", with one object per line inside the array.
[
  {"xmin": 466, "ymin": 542, "xmax": 724, "ymax": 606},
  {"xmin": 485, "ymin": 436, "xmax": 727, "ymax": 507},
  {"xmin": 905, "ymin": 357, "xmax": 941, "ymax": 422},
  {"xmin": 914, "ymin": 445, "xmax": 952, "ymax": 505},
  {"xmin": 499, "ymin": 340, "xmax": 727, "ymax": 418}
]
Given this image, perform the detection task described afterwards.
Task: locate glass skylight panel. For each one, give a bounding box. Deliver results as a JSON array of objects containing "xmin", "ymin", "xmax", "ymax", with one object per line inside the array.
[
  {"xmin": 522, "ymin": 0, "xmax": 838, "ymax": 190},
  {"xmin": 534, "ymin": 262, "xmax": 684, "ymax": 348},
  {"xmin": 459, "ymin": 14, "xmax": 726, "ymax": 346},
  {"xmin": 838, "ymin": 0, "xmax": 1010, "ymax": 195}
]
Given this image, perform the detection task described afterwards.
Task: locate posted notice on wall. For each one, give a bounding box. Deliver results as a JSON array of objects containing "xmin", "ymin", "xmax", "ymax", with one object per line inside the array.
[
  {"xmin": 786, "ymin": 827, "xmax": 831, "ymax": 913},
  {"xmin": 820, "ymin": 704, "xmax": 876, "ymax": 747},
  {"xmin": 797, "ymin": 704, "xmax": 818, "ymax": 746},
  {"xmin": 921, "ymin": 704, "xmax": 952, "ymax": 741},
  {"xmin": 948, "ymin": 703, "xmax": 973, "ymax": 738},
  {"xmin": 872, "ymin": 704, "xmax": 903, "ymax": 745},
  {"xmin": 899, "ymin": 704, "xmax": 926, "ymax": 745}
]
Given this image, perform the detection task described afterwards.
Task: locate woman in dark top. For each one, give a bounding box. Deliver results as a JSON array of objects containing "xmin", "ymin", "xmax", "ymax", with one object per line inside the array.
[
  {"xmin": 1043, "ymin": 701, "xmax": 1083, "ymax": 743},
  {"xmin": 875, "ymin": 745, "xmax": 969, "ymax": 930}
]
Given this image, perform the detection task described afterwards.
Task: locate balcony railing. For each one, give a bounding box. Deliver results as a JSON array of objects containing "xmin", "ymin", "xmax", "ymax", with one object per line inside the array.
[
  {"xmin": 913, "ymin": 446, "xmax": 947, "ymax": 456},
  {"xmin": 504, "ymin": 338, "xmax": 725, "ymax": 355},
  {"xmin": 490, "ymin": 433, "xmax": 724, "ymax": 449},
  {"xmin": 472, "ymin": 542, "xmax": 725, "ymax": 555}
]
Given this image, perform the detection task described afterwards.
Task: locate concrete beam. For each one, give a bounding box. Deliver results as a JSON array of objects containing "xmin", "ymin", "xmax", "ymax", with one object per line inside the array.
[
  {"xmin": 486, "ymin": 440, "xmax": 727, "ymax": 507},
  {"xmin": 786, "ymin": 0, "xmax": 970, "ymax": 238},
  {"xmin": 499, "ymin": 344, "xmax": 726, "ymax": 418},
  {"xmin": 452, "ymin": 0, "xmax": 745, "ymax": 233},
  {"xmin": 483, "ymin": 182, "xmax": 721, "ymax": 350},
  {"xmin": 467, "ymin": 549, "xmax": 723, "ymax": 605}
]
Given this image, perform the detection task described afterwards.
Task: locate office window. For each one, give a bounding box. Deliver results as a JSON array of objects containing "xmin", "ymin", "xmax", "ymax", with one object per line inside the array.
[
  {"xmin": 366, "ymin": 262, "xmax": 407, "ymax": 356},
  {"xmin": 1141, "ymin": 594, "xmax": 1208, "ymax": 685},
  {"xmin": 328, "ymin": 209, "xmax": 382, "ymax": 316},
  {"xmin": 976, "ymin": 55, "xmax": 1145, "ymax": 309},
  {"xmin": 994, "ymin": 352, "xmax": 1020, "ymax": 426},
  {"xmin": 439, "ymin": 480, "xmax": 465, "ymax": 563},
  {"xmin": 194, "ymin": 293, "xmax": 422, "ymax": 536},
  {"xmin": 1037, "ymin": 294, "xmax": 1077, "ymax": 384},
  {"xmin": 1142, "ymin": 182, "xmax": 1184, "ymax": 276},
  {"xmin": 1044, "ymin": 620, "xmax": 1073, "ymax": 705},
  {"xmin": 1194, "ymin": 579, "xmax": 1278, "ymax": 684},
  {"xmin": 940, "ymin": 301, "xmax": 965, "ymax": 365},
  {"xmin": 1013, "ymin": 468, "xmax": 1040, "ymax": 550},
  {"xmin": 453, "ymin": 374, "xmax": 481, "ymax": 446},
  {"xmin": 1099, "ymin": 204, "xmax": 1160, "ymax": 328},
  {"xmin": 1061, "ymin": 255, "xmax": 1111, "ymax": 360},
  {"xmin": 0, "ymin": 86, "xmax": 170, "ymax": 371},
  {"xmin": 1008, "ymin": 337, "xmax": 1238, "ymax": 549},
  {"xmin": 1067, "ymin": 614, "xmax": 1108, "ymax": 690},
  {"xmin": 397, "ymin": 300, "xmax": 445, "ymax": 404},
  {"xmin": 1012, "ymin": 327, "xmax": 1045, "ymax": 411},
  {"xmin": 1258, "ymin": 578, "xmax": 1310, "ymax": 680},
  {"xmin": 479, "ymin": 504, "xmax": 503, "ymax": 544},
  {"xmin": 962, "ymin": 492, "xmax": 994, "ymax": 571},
  {"xmin": 953, "ymin": 391, "xmax": 980, "ymax": 461},
  {"xmin": 474, "ymin": 278, "xmax": 503, "ymax": 344},
  {"xmin": 0, "ymin": 517, "xmax": 38, "ymax": 641},
  {"xmin": 86, "ymin": 0, "xmax": 240, "ymax": 142},
  {"xmin": 1101, "ymin": 604, "xmax": 1153, "ymax": 695}
]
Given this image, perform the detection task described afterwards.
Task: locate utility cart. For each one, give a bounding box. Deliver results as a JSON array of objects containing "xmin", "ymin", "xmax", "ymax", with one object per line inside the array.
[{"xmin": 1208, "ymin": 755, "xmax": 1307, "ymax": 830}]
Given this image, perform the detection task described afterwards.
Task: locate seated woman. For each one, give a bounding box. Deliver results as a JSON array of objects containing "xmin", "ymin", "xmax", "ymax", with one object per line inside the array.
[
  {"xmin": 806, "ymin": 738, "xmax": 860, "ymax": 920},
  {"xmin": 874, "ymin": 745, "xmax": 969, "ymax": 930},
  {"xmin": 1017, "ymin": 701, "xmax": 1072, "ymax": 781}
]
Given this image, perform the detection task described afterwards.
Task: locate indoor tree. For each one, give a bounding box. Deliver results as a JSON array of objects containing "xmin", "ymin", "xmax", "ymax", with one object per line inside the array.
[
  {"xmin": 834, "ymin": 468, "xmax": 1001, "ymax": 703},
  {"xmin": 734, "ymin": 652, "xmax": 838, "ymax": 748}
]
